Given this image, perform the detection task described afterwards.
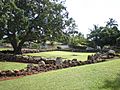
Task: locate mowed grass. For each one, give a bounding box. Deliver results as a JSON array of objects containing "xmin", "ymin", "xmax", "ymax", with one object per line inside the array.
[
  {"xmin": 0, "ymin": 48, "xmax": 12, "ymax": 51},
  {"xmin": 0, "ymin": 62, "xmax": 27, "ymax": 70},
  {"xmin": 26, "ymin": 51, "xmax": 94, "ymax": 61},
  {"xmin": 0, "ymin": 59, "xmax": 120, "ymax": 90}
]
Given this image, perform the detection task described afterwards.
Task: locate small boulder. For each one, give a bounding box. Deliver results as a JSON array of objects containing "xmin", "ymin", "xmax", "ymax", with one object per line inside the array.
[
  {"xmin": 55, "ymin": 57, "xmax": 62, "ymax": 66},
  {"xmin": 108, "ymin": 50, "xmax": 115, "ymax": 55},
  {"xmin": 38, "ymin": 61, "xmax": 46, "ymax": 67}
]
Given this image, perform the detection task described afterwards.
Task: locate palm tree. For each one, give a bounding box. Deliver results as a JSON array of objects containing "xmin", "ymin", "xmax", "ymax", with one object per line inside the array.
[
  {"xmin": 87, "ymin": 25, "xmax": 103, "ymax": 47},
  {"xmin": 106, "ymin": 18, "xmax": 118, "ymax": 28}
]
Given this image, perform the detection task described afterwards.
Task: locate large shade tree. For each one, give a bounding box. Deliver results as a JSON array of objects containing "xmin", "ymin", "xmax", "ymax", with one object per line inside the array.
[{"xmin": 0, "ymin": 0, "xmax": 76, "ymax": 54}]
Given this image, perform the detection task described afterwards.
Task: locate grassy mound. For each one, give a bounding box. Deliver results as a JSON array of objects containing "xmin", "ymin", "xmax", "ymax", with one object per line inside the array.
[
  {"xmin": 26, "ymin": 51, "xmax": 94, "ymax": 60},
  {"xmin": 0, "ymin": 59, "xmax": 120, "ymax": 90}
]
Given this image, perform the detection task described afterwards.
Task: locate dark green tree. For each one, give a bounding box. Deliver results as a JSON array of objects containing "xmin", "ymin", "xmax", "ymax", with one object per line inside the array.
[
  {"xmin": 106, "ymin": 18, "xmax": 118, "ymax": 28},
  {"xmin": 0, "ymin": 0, "xmax": 75, "ymax": 54},
  {"xmin": 88, "ymin": 18, "xmax": 120, "ymax": 48},
  {"xmin": 87, "ymin": 25, "xmax": 103, "ymax": 47},
  {"xmin": 101, "ymin": 26, "xmax": 119, "ymax": 46}
]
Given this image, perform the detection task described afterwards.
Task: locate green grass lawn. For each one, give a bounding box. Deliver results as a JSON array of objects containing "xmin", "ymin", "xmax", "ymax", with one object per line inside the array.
[
  {"xmin": 0, "ymin": 59, "xmax": 120, "ymax": 90},
  {"xmin": 0, "ymin": 48, "xmax": 12, "ymax": 51},
  {"xmin": 0, "ymin": 62, "xmax": 27, "ymax": 70},
  {"xmin": 26, "ymin": 51, "xmax": 94, "ymax": 61}
]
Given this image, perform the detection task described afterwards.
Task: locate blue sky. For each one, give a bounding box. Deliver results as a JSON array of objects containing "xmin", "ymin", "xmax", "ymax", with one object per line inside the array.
[{"xmin": 65, "ymin": 0, "xmax": 120, "ymax": 36}]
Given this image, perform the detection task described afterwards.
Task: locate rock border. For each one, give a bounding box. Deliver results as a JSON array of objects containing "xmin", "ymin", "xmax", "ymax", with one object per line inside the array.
[{"xmin": 0, "ymin": 52, "xmax": 120, "ymax": 80}]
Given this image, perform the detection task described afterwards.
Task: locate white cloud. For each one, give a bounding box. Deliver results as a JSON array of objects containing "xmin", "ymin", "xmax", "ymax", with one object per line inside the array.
[{"xmin": 65, "ymin": 0, "xmax": 120, "ymax": 36}]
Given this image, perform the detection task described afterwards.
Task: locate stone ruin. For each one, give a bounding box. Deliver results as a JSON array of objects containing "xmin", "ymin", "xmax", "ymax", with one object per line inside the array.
[
  {"xmin": 0, "ymin": 53, "xmax": 56, "ymax": 64},
  {"xmin": 0, "ymin": 50, "xmax": 120, "ymax": 78},
  {"xmin": 87, "ymin": 49, "xmax": 120, "ymax": 63}
]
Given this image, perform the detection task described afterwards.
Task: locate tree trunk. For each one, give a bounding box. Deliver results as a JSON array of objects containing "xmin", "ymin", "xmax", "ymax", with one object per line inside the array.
[
  {"xmin": 7, "ymin": 31, "xmax": 26, "ymax": 54},
  {"xmin": 13, "ymin": 46, "xmax": 22, "ymax": 54},
  {"xmin": 11, "ymin": 40, "xmax": 24, "ymax": 54}
]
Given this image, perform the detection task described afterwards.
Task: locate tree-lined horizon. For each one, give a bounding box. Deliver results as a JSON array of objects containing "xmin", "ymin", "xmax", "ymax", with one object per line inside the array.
[
  {"xmin": 87, "ymin": 18, "xmax": 120, "ymax": 48},
  {"xmin": 0, "ymin": 0, "xmax": 120, "ymax": 54}
]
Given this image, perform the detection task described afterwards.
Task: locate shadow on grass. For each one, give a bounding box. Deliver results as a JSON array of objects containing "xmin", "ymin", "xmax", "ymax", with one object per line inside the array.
[{"xmin": 100, "ymin": 74, "xmax": 120, "ymax": 90}]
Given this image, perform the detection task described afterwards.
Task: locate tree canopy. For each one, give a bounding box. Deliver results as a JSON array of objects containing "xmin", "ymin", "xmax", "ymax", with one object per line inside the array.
[
  {"xmin": 0, "ymin": 0, "xmax": 76, "ymax": 54},
  {"xmin": 87, "ymin": 18, "xmax": 120, "ymax": 48}
]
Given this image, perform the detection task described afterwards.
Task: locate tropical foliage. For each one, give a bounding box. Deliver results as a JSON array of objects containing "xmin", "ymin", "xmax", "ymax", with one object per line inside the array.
[
  {"xmin": 87, "ymin": 18, "xmax": 120, "ymax": 48},
  {"xmin": 0, "ymin": 0, "xmax": 76, "ymax": 54}
]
